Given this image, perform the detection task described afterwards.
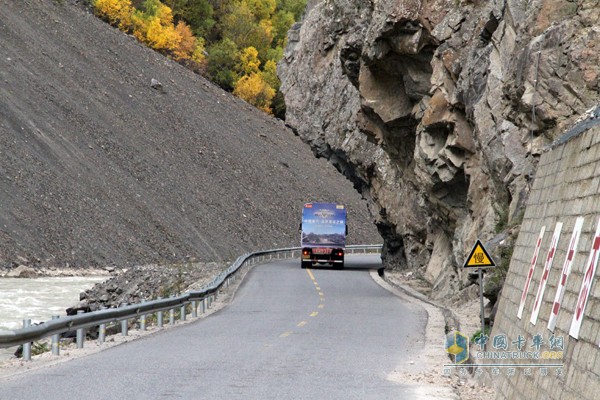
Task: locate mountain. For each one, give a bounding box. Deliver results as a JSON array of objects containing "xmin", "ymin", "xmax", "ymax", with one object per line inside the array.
[{"xmin": 0, "ymin": 0, "xmax": 380, "ymax": 269}]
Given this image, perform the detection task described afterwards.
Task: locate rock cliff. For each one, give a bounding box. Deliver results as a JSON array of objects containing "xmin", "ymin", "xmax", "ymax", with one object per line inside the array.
[{"xmin": 279, "ymin": 0, "xmax": 600, "ymax": 300}]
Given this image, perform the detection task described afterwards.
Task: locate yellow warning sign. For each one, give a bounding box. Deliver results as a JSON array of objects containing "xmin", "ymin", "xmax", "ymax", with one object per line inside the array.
[{"xmin": 464, "ymin": 240, "xmax": 496, "ymax": 268}]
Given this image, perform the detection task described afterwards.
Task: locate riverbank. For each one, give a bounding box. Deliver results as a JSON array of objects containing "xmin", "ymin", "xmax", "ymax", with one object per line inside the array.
[
  {"xmin": 0, "ymin": 265, "xmax": 112, "ymax": 279},
  {"xmin": 0, "ymin": 262, "xmax": 245, "ymax": 379}
]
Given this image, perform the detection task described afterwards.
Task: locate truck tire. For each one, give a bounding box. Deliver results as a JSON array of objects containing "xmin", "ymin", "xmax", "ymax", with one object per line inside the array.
[{"xmin": 301, "ymin": 261, "xmax": 311, "ymax": 269}]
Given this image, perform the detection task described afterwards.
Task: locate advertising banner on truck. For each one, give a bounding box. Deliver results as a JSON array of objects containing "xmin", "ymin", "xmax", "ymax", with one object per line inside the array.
[{"xmin": 301, "ymin": 203, "xmax": 346, "ymax": 248}]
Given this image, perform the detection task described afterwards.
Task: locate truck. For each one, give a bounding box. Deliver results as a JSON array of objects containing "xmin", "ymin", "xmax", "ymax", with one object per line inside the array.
[{"xmin": 300, "ymin": 202, "xmax": 347, "ymax": 269}]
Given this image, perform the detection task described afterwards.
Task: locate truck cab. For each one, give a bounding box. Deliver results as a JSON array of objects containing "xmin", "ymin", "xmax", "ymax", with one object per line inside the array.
[{"xmin": 300, "ymin": 202, "xmax": 347, "ymax": 269}]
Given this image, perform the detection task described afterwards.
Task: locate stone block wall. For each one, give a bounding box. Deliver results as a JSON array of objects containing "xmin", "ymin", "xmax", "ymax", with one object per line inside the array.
[{"xmin": 491, "ymin": 127, "xmax": 600, "ymax": 399}]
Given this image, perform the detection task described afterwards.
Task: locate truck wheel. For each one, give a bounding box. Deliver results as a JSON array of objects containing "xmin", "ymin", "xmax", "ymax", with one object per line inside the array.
[{"xmin": 301, "ymin": 261, "xmax": 311, "ymax": 269}]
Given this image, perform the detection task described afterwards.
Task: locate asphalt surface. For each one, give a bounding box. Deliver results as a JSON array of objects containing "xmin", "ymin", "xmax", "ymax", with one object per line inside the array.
[{"xmin": 0, "ymin": 255, "xmax": 430, "ymax": 399}]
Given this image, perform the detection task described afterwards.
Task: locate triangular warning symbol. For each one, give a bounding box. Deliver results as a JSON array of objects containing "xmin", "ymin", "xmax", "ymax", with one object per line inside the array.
[{"xmin": 464, "ymin": 239, "xmax": 496, "ymax": 268}]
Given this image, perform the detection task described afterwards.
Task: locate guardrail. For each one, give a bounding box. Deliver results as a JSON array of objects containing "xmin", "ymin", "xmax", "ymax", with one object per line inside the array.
[{"xmin": 0, "ymin": 244, "xmax": 382, "ymax": 360}]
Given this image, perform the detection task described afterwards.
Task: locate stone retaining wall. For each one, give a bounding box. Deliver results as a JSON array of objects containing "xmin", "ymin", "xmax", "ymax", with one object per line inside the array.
[{"xmin": 490, "ymin": 126, "xmax": 600, "ymax": 399}]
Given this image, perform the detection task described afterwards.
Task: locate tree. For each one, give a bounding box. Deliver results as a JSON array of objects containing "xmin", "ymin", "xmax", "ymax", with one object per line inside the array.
[
  {"xmin": 132, "ymin": 0, "xmax": 180, "ymax": 51},
  {"xmin": 220, "ymin": 1, "xmax": 273, "ymax": 60},
  {"xmin": 237, "ymin": 46, "xmax": 261, "ymax": 75},
  {"xmin": 233, "ymin": 72, "xmax": 275, "ymax": 113},
  {"xmin": 276, "ymin": 0, "xmax": 306, "ymax": 20},
  {"xmin": 261, "ymin": 59, "xmax": 278, "ymax": 90},
  {"xmin": 247, "ymin": 0, "xmax": 275, "ymax": 21},
  {"xmin": 173, "ymin": 21, "xmax": 196, "ymax": 60},
  {"xmin": 170, "ymin": 0, "xmax": 215, "ymax": 38},
  {"xmin": 271, "ymin": 10, "xmax": 294, "ymax": 47},
  {"xmin": 191, "ymin": 37, "xmax": 208, "ymax": 65},
  {"xmin": 93, "ymin": 0, "xmax": 134, "ymax": 30},
  {"xmin": 207, "ymin": 38, "xmax": 240, "ymax": 90}
]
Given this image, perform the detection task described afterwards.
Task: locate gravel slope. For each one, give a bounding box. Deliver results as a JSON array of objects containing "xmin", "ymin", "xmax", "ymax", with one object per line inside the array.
[{"xmin": 0, "ymin": 0, "xmax": 380, "ymax": 270}]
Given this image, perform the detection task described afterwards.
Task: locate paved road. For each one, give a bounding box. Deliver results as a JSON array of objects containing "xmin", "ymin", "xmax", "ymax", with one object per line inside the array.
[{"xmin": 0, "ymin": 255, "xmax": 430, "ymax": 399}]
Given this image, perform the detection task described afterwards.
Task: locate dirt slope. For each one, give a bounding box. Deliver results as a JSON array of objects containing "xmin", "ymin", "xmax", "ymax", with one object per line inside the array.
[{"xmin": 0, "ymin": 0, "xmax": 380, "ymax": 269}]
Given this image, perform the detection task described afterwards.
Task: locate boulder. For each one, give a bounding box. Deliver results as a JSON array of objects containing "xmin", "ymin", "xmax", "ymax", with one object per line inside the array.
[{"xmin": 6, "ymin": 265, "xmax": 38, "ymax": 278}]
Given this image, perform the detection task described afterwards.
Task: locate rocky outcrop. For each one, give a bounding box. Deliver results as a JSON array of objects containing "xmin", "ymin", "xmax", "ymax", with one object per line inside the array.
[
  {"xmin": 5, "ymin": 265, "xmax": 38, "ymax": 278},
  {"xmin": 279, "ymin": 0, "xmax": 600, "ymax": 300},
  {"xmin": 68, "ymin": 262, "xmax": 224, "ymax": 314}
]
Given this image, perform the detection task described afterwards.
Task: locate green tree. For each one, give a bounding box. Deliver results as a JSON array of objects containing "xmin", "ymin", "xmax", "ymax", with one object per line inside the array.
[
  {"xmin": 276, "ymin": 0, "xmax": 306, "ymax": 20},
  {"xmin": 247, "ymin": 0, "xmax": 275, "ymax": 20},
  {"xmin": 207, "ymin": 38, "xmax": 240, "ymax": 90},
  {"xmin": 221, "ymin": 1, "xmax": 273, "ymax": 60},
  {"xmin": 261, "ymin": 59, "xmax": 278, "ymax": 89},
  {"xmin": 271, "ymin": 89, "xmax": 286, "ymax": 119},
  {"xmin": 271, "ymin": 10, "xmax": 293, "ymax": 47},
  {"xmin": 265, "ymin": 45, "xmax": 283, "ymax": 61},
  {"xmin": 169, "ymin": 0, "xmax": 215, "ymax": 38}
]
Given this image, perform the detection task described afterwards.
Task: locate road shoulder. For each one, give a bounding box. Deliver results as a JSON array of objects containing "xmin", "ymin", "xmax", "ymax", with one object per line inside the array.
[{"xmin": 370, "ymin": 270, "xmax": 496, "ymax": 400}]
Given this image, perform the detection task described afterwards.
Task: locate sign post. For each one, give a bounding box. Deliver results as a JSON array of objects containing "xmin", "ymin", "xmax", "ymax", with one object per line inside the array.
[{"xmin": 464, "ymin": 240, "xmax": 496, "ymax": 350}]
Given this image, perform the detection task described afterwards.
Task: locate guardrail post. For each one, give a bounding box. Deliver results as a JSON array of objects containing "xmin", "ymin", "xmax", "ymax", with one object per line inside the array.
[
  {"xmin": 201, "ymin": 298, "xmax": 206, "ymax": 313},
  {"xmin": 181, "ymin": 304, "xmax": 186, "ymax": 321},
  {"xmin": 156, "ymin": 297, "xmax": 163, "ymax": 327},
  {"xmin": 76, "ymin": 310, "xmax": 85, "ymax": 348},
  {"xmin": 121, "ymin": 303, "xmax": 128, "ymax": 336},
  {"xmin": 140, "ymin": 300, "xmax": 147, "ymax": 331},
  {"xmin": 22, "ymin": 319, "xmax": 31, "ymax": 361},
  {"xmin": 99, "ymin": 307, "xmax": 106, "ymax": 344},
  {"xmin": 170, "ymin": 307, "xmax": 175, "ymax": 325},
  {"xmin": 192, "ymin": 301, "xmax": 197, "ymax": 318},
  {"xmin": 51, "ymin": 315, "xmax": 60, "ymax": 355}
]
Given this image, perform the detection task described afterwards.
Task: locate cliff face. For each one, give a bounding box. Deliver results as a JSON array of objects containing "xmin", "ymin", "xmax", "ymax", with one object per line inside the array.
[{"xmin": 279, "ymin": 0, "xmax": 600, "ymax": 299}]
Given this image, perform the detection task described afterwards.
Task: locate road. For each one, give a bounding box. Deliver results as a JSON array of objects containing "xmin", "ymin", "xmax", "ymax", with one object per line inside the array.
[{"xmin": 0, "ymin": 255, "xmax": 434, "ymax": 399}]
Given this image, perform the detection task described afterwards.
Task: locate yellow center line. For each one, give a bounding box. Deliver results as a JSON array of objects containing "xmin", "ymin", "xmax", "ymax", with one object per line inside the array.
[
  {"xmin": 306, "ymin": 269, "xmax": 324, "ymax": 319},
  {"xmin": 280, "ymin": 331, "xmax": 292, "ymax": 338},
  {"xmin": 297, "ymin": 321, "xmax": 307, "ymax": 327}
]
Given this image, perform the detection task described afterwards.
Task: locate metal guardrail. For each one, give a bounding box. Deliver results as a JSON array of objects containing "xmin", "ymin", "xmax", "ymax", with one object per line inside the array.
[{"xmin": 0, "ymin": 244, "xmax": 382, "ymax": 359}]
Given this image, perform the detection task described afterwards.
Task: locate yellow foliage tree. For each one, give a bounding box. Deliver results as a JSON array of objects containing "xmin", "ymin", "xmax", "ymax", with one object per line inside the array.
[
  {"xmin": 93, "ymin": 0, "xmax": 133, "ymax": 30},
  {"xmin": 173, "ymin": 21, "xmax": 196, "ymax": 61},
  {"xmin": 132, "ymin": 2, "xmax": 180, "ymax": 51},
  {"xmin": 192, "ymin": 37, "xmax": 207, "ymax": 65},
  {"xmin": 237, "ymin": 47, "xmax": 261, "ymax": 75},
  {"xmin": 233, "ymin": 73, "xmax": 275, "ymax": 113}
]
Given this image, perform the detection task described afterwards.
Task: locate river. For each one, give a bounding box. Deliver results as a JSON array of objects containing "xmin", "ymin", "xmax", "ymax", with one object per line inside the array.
[{"xmin": 0, "ymin": 276, "xmax": 107, "ymax": 360}]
